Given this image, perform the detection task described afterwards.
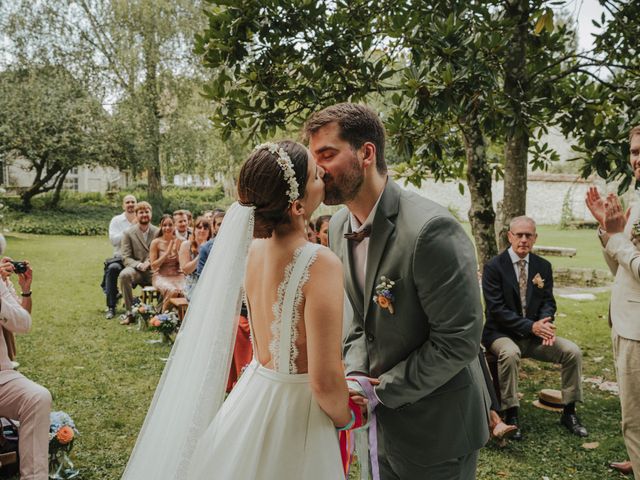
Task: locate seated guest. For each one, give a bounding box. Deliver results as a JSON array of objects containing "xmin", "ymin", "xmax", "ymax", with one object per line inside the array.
[
  {"xmin": 184, "ymin": 210, "xmax": 194, "ymax": 238},
  {"xmin": 212, "ymin": 210, "xmax": 225, "ymax": 237},
  {"xmin": 150, "ymin": 215, "xmax": 186, "ymax": 312},
  {"xmin": 173, "ymin": 210, "xmax": 191, "ymax": 241},
  {"xmin": 306, "ymin": 220, "xmax": 318, "ymax": 243},
  {"xmin": 202, "ymin": 210, "xmax": 214, "ymax": 223},
  {"xmin": 103, "ymin": 194, "xmax": 137, "ymax": 319},
  {"xmin": 196, "ymin": 211, "xmax": 225, "ymax": 277},
  {"xmin": 0, "ymin": 238, "xmax": 52, "ymax": 480},
  {"xmin": 482, "ymin": 216, "xmax": 587, "ymax": 439},
  {"xmin": 178, "ymin": 216, "xmax": 212, "ymax": 300},
  {"xmin": 315, "ymin": 215, "xmax": 331, "ymax": 247},
  {"xmin": 119, "ymin": 202, "xmax": 159, "ymax": 324}
]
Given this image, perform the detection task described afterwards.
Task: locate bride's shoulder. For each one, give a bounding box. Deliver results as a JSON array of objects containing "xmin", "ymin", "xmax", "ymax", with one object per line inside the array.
[{"xmin": 306, "ymin": 245, "xmax": 342, "ymax": 279}]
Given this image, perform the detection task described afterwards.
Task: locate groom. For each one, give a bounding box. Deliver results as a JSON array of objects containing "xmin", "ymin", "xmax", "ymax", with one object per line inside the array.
[{"xmin": 305, "ymin": 103, "xmax": 489, "ymax": 479}]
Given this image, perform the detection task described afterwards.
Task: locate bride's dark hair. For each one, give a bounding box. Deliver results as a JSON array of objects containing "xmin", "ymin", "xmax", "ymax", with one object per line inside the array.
[{"xmin": 237, "ymin": 140, "xmax": 309, "ymax": 239}]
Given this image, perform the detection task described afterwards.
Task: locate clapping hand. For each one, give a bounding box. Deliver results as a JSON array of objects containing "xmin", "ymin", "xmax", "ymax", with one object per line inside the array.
[
  {"xmin": 167, "ymin": 239, "xmax": 179, "ymax": 258},
  {"xmin": 585, "ymin": 187, "xmax": 606, "ymax": 227},
  {"xmin": 603, "ymin": 194, "xmax": 628, "ymax": 235}
]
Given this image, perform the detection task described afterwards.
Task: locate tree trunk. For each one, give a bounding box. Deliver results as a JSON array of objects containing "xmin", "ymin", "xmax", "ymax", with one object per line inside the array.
[
  {"xmin": 48, "ymin": 169, "xmax": 70, "ymax": 208},
  {"xmin": 142, "ymin": 24, "xmax": 163, "ymax": 218},
  {"xmin": 21, "ymin": 189, "xmax": 36, "ymax": 211},
  {"xmin": 501, "ymin": 130, "xmax": 529, "ymax": 246},
  {"xmin": 20, "ymin": 159, "xmax": 60, "ymax": 211},
  {"xmin": 461, "ymin": 118, "xmax": 498, "ymax": 270},
  {"xmin": 499, "ymin": 0, "xmax": 530, "ymax": 249}
]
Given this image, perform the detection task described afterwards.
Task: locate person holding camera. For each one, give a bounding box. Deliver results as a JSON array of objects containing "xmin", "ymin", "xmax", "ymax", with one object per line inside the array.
[{"xmin": 0, "ymin": 236, "xmax": 52, "ymax": 480}]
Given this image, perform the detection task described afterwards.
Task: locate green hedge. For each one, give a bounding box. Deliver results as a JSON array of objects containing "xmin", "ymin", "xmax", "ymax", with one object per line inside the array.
[
  {"xmin": 4, "ymin": 206, "xmax": 113, "ymax": 235},
  {"xmin": 2, "ymin": 186, "xmax": 233, "ymax": 236}
]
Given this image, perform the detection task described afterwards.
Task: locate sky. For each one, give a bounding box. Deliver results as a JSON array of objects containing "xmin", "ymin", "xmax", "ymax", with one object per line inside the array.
[{"xmin": 573, "ymin": 0, "xmax": 606, "ymax": 52}]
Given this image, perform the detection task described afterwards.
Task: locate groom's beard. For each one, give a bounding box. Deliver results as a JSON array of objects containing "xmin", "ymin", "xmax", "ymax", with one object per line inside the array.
[{"xmin": 323, "ymin": 164, "xmax": 364, "ymax": 206}]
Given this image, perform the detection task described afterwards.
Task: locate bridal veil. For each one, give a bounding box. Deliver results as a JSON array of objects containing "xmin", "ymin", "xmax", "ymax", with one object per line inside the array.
[{"xmin": 121, "ymin": 203, "xmax": 254, "ymax": 480}]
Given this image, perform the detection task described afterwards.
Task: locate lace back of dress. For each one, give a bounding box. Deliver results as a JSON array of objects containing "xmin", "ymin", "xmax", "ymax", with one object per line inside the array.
[{"xmin": 269, "ymin": 243, "xmax": 320, "ymax": 374}]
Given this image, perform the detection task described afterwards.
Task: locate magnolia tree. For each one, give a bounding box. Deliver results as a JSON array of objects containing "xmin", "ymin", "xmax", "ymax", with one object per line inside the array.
[{"xmin": 195, "ymin": 0, "xmax": 607, "ymax": 266}]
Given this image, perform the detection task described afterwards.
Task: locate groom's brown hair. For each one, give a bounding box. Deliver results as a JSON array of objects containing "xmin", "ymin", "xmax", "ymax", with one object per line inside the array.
[{"xmin": 304, "ymin": 103, "xmax": 387, "ymax": 175}]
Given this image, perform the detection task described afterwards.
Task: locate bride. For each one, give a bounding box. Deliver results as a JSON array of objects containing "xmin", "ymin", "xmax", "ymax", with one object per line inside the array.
[{"xmin": 122, "ymin": 141, "xmax": 356, "ymax": 479}]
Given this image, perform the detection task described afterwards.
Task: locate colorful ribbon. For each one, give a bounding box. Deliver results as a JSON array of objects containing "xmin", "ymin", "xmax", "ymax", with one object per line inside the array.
[{"xmin": 344, "ymin": 376, "xmax": 380, "ymax": 480}]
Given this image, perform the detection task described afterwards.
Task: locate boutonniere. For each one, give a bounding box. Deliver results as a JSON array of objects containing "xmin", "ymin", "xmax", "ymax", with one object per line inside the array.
[
  {"xmin": 532, "ymin": 273, "xmax": 545, "ymax": 289},
  {"xmin": 373, "ymin": 276, "xmax": 395, "ymax": 314}
]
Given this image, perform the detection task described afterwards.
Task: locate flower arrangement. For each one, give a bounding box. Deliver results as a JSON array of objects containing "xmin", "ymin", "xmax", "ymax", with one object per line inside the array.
[
  {"xmin": 373, "ymin": 276, "xmax": 395, "ymax": 314},
  {"xmin": 149, "ymin": 311, "xmax": 179, "ymax": 344},
  {"xmin": 48, "ymin": 411, "xmax": 79, "ymax": 479},
  {"xmin": 132, "ymin": 300, "xmax": 157, "ymax": 331}
]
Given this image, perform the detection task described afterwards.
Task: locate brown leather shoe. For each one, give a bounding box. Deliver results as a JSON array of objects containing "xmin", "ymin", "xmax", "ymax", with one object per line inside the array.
[{"xmin": 609, "ymin": 461, "xmax": 633, "ymax": 475}]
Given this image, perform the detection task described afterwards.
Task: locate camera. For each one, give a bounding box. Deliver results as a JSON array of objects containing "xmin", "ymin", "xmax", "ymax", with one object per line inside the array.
[{"xmin": 10, "ymin": 261, "xmax": 27, "ymax": 274}]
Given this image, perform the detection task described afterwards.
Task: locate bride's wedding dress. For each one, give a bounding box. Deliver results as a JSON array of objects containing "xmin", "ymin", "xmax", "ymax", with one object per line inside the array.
[
  {"xmin": 121, "ymin": 204, "xmax": 344, "ymax": 480},
  {"xmin": 187, "ymin": 242, "xmax": 343, "ymax": 479}
]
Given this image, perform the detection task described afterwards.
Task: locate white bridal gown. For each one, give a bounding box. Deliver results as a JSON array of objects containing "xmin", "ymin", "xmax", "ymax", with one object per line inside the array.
[{"xmin": 186, "ymin": 243, "xmax": 345, "ymax": 480}]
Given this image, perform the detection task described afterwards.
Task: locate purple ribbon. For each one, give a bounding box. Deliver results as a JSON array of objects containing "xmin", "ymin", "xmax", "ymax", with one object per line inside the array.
[{"xmin": 349, "ymin": 376, "xmax": 380, "ymax": 480}]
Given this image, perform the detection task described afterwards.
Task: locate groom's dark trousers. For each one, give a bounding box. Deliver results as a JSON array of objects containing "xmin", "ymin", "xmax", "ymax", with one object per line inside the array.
[
  {"xmin": 330, "ymin": 180, "xmax": 490, "ymax": 480},
  {"xmin": 379, "ymin": 449, "xmax": 478, "ymax": 479}
]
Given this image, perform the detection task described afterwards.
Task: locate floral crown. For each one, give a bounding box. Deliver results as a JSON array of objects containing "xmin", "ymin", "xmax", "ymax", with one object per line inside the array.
[{"xmin": 254, "ymin": 142, "xmax": 300, "ymax": 204}]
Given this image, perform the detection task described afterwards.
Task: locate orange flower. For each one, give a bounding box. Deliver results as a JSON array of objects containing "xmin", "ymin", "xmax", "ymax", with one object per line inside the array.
[
  {"xmin": 377, "ymin": 296, "xmax": 390, "ymax": 309},
  {"xmin": 56, "ymin": 425, "xmax": 74, "ymax": 444},
  {"xmin": 151, "ymin": 318, "xmax": 161, "ymax": 327},
  {"xmin": 138, "ymin": 306, "xmax": 146, "ymax": 313}
]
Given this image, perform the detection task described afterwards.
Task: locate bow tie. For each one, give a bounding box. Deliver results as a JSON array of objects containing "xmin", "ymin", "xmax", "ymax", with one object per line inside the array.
[{"xmin": 344, "ymin": 225, "xmax": 371, "ymax": 243}]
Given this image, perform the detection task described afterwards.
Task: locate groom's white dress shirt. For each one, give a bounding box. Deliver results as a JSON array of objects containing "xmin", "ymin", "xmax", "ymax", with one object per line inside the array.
[{"xmin": 349, "ymin": 192, "xmax": 384, "ymax": 294}]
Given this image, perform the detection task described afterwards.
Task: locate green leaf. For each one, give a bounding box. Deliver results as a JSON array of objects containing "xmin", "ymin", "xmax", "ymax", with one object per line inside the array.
[{"xmin": 534, "ymin": 14, "xmax": 546, "ymax": 35}]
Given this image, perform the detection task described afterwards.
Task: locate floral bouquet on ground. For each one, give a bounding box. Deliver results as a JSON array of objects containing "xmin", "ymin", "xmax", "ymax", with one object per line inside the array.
[
  {"xmin": 132, "ymin": 300, "xmax": 157, "ymax": 331},
  {"xmin": 48, "ymin": 411, "xmax": 79, "ymax": 480},
  {"xmin": 149, "ymin": 311, "xmax": 179, "ymax": 344}
]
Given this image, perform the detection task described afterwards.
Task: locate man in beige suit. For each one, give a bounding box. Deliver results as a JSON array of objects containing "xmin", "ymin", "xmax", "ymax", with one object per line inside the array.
[
  {"xmin": 586, "ymin": 124, "xmax": 640, "ymax": 477},
  {"xmin": 118, "ymin": 201, "xmax": 159, "ymax": 324},
  {"xmin": 0, "ymin": 237, "xmax": 51, "ymax": 480}
]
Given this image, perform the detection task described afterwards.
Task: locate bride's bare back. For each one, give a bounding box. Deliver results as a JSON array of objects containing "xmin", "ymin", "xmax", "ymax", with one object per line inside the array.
[{"xmin": 245, "ymin": 237, "xmax": 345, "ymax": 376}]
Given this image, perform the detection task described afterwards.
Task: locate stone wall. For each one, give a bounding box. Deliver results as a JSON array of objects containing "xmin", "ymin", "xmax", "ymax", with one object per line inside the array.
[{"xmin": 404, "ymin": 173, "xmax": 637, "ymax": 225}]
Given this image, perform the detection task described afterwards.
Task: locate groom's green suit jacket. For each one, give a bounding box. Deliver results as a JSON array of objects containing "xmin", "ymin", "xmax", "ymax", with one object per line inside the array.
[{"xmin": 329, "ymin": 179, "xmax": 490, "ymax": 468}]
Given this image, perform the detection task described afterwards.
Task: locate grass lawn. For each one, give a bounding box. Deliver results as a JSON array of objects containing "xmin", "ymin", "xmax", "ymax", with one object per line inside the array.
[{"xmin": 4, "ymin": 232, "xmax": 626, "ymax": 479}]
